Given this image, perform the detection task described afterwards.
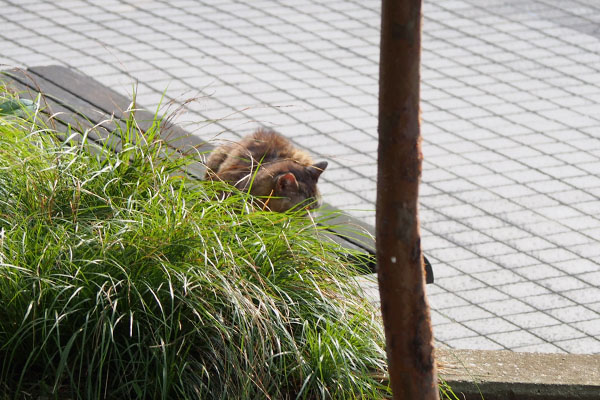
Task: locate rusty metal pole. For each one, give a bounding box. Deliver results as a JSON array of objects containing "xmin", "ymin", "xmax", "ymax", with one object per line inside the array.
[{"xmin": 376, "ymin": 0, "xmax": 439, "ymax": 399}]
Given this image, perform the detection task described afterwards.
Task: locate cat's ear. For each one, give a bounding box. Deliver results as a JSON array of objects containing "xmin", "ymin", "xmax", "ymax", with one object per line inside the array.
[
  {"xmin": 277, "ymin": 172, "xmax": 299, "ymax": 191},
  {"xmin": 309, "ymin": 161, "xmax": 328, "ymax": 181}
]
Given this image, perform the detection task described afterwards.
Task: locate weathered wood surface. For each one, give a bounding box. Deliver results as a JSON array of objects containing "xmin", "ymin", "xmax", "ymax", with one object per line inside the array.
[
  {"xmin": 1, "ymin": 65, "xmax": 433, "ymax": 282},
  {"xmin": 3, "ymin": 66, "xmax": 208, "ymax": 179}
]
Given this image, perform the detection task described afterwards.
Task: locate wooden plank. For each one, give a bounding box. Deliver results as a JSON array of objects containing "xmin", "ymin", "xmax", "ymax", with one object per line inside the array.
[
  {"xmin": 1, "ymin": 75, "xmax": 71, "ymax": 137},
  {"xmin": 317, "ymin": 203, "xmax": 433, "ymax": 282},
  {"xmin": 4, "ymin": 67, "xmax": 209, "ymax": 180},
  {"xmin": 320, "ymin": 230, "xmax": 377, "ymax": 272},
  {"xmin": 3, "ymin": 68, "xmax": 124, "ymax": 150},
  {"xmin": 29, "ymin": 66, "xmax": 212, "ymax": 156},
  {"xmin": 30, "ymin": 66, "xmax": 211, "ymax": 180}
]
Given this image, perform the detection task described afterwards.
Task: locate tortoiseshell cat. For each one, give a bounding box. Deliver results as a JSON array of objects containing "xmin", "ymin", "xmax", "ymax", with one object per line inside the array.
[{"xmin": 204, "ymin": 128, "xmax": 327, "ymax": 212}]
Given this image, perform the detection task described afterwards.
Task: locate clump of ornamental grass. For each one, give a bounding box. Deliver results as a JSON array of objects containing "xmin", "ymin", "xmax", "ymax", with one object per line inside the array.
[{"xmin": 0, "ymin": 90, "xmax": 389, "ymax": 399}]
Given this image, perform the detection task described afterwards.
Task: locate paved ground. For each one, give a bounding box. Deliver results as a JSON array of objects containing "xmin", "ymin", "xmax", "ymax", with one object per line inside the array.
[{"xmin": 1, "ymin": 0, "xmax": 599, "ymax": 354}]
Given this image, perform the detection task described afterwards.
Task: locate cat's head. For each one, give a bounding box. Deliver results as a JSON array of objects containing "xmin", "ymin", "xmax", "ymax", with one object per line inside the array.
[{"xmin": 252, "ymin": 160, "xmax": 328, "ymax": 212}]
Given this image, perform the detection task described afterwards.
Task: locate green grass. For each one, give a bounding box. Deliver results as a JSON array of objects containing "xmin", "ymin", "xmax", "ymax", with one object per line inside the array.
[{"xmin": 0, "ymin": 88, "xmax": 390, "ymax": 399}]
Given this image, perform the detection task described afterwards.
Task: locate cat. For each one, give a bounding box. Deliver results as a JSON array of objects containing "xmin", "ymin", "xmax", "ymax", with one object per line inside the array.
[{"xmin": 204, "ymin": 128, "xmax": 327, "ymax": 212}]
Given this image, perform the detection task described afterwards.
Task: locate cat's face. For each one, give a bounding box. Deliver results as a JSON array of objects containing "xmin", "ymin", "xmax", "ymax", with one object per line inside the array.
[{"xmin": 252, "ymin": 161, "xmax": 328, "ymax": 212}]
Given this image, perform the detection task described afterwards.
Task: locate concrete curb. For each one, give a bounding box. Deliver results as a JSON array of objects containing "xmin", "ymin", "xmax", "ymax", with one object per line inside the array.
[{"xmin": 438, "ymin": 349, "xmax": 600, "ymax": 400}]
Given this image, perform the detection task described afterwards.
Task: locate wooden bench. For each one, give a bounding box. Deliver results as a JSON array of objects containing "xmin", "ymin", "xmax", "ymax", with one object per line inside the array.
[{"xmin": 1, "ymin": 65, "xmax": 433, "ymax": 283}]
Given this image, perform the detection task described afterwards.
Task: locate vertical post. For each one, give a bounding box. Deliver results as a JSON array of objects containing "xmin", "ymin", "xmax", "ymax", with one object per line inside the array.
[{"xmin": 376, "ymin": 0, "xmax": 439, "ymax": 399}]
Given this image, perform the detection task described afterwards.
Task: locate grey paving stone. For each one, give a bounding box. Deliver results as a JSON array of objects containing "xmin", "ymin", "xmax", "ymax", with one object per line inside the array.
[
  {"xmin": 548, "ymin": 305, "xmax": 600, "ymax": 324},
  {"xmin": 429, "ymin": 291, "xmax": 472, "ymax": 310},
  {"xmin": 503, "ymin": 311, "xmax": 562, "ymax": 330},
  {"xmin": 573, "ymin": 200, "xmax": 600, "ymax": 216},
  {"xmin": 449, "ymin": 258, "xmax": 501, "ymax": 274},
  {"xmin": 546, "ymin": 231, "xmax": 595, "ymax": 248},
  {"xmin": 579, "ymin": 161, "xmax": 600, "ymax": 175},
  {"xmin": 428, "ymin": 263, "xmax": 462, "ymax": 279},
  {"xmin": 454, "ymin": 190, "xmax": 505, "ymax": 205},
  {"xmin": 467, "ymin": 174, "xmax": 514, "ymax": 188},
  {"xmin": 439, "ymin": 304, "xmax": 496, "ymax": 323},
  {"xmin": 487, "ymin": 330, "xmax": 545, "ymax": 348},
  {"xmin": 562, "ymin": 215, "xmax": 600, "ymax": 231},
  {"xmin": 460, "ymin": 286, "xmax": 509, "ymax": 304},
  {"xmin": 489, "ymin": 184, "xmax": 537, "ymax": 198},
  {"xmin": 571, "ymin": 318, "xmax": 600, "ymax": 337},
  {"xmin": 514, "ymin": 343, "xmax": 567, "ymax": 353},
  {"xmin": 480, "ymin": 298, "xmax": 536, "ymax": 316},
  {"xmin": 538, "ymin": 276, "xmax": 589, "ymax": 292},
  {"xmin": 524, "ymin": 293, "xmax": 577, "ymax": 310},
  {"xmin": 472, "ymin": 269, "xmax": 524, "ymax": 286},
  {"xmin": 529, "ymin": 324, "xmax": 587, "ymax": 342},
  {"xmin": 485, "ymin": 226, "xmax": 530, "ymax": 242},
  {"xmin": 447, "ymin": 230, "xmax": 493, "ymax": 246},
  {"xmin": 534, "ymin": 247, "xmax": 579, "ymax": 264},
  {"xmin": 420, "ymin": 194, "xmax": 464, "ymax": 209},
  {"xmin": 425, "ymin": 220, "xmax": 470, "ymax": 235},
  {"xmin": 527, "ymin": 220, "xmax": 571, "ymax": 236},
  {"xmin": 439, "ymin": 203, "xmax": 486, "ymax": 219},
  {"xmin": 508, "ymin": 236, "xmax": 555, "ymax": 253},
  {"xmin": 571, "ymin": 243, "xmax": 600, "ymax": 259},
  {"xmin": 555, "ymin": 337, "xmax": 600, "ymax": 354},
  {"xmin": 462, "ymin": 215, "xmax": 507, "ymax": 230},
  {"xmin": 433, "ymin": 322, "xmax": 479, "ymax": 342},
  {"xmin": 469, "ymin": 242, "xmax": 517, "ymax": 258},
  {"xmin": 431, "ymin": 248, "xmax": 483, "ymax": 266},
  {"xmin": 536, "ymin": 205, "xmax": 583, "ymax": 220},
  {"xmin": 579, "ymin": 271, "xmax": 600, "ymax": 287},
  {"xmin": 435, "ymin": 273, "xmax": 489, "ymax": 293},
  {"xmin": 498, "ymin": 281, "xmax": 550, "ymax": 298},
  {"xmin": 562, "ymin": 287, "xmax": 600, "ymax": 305},
  {"xmin": 430, "ymin": 309, "xmax": 453, "ymax": 326},
  {"xmin": 444, "ymin": 336, "xmax": 505, "ymax": 351},
  {"xmin": 503, "ymin": 210, "xmax": 547, "ymax": 226}
]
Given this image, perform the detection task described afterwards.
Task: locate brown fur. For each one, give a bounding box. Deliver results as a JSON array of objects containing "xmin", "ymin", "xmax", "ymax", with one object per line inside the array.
[{"xmin": 205, "ymin": 128, "xmax": 327, "ymax": 212}]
